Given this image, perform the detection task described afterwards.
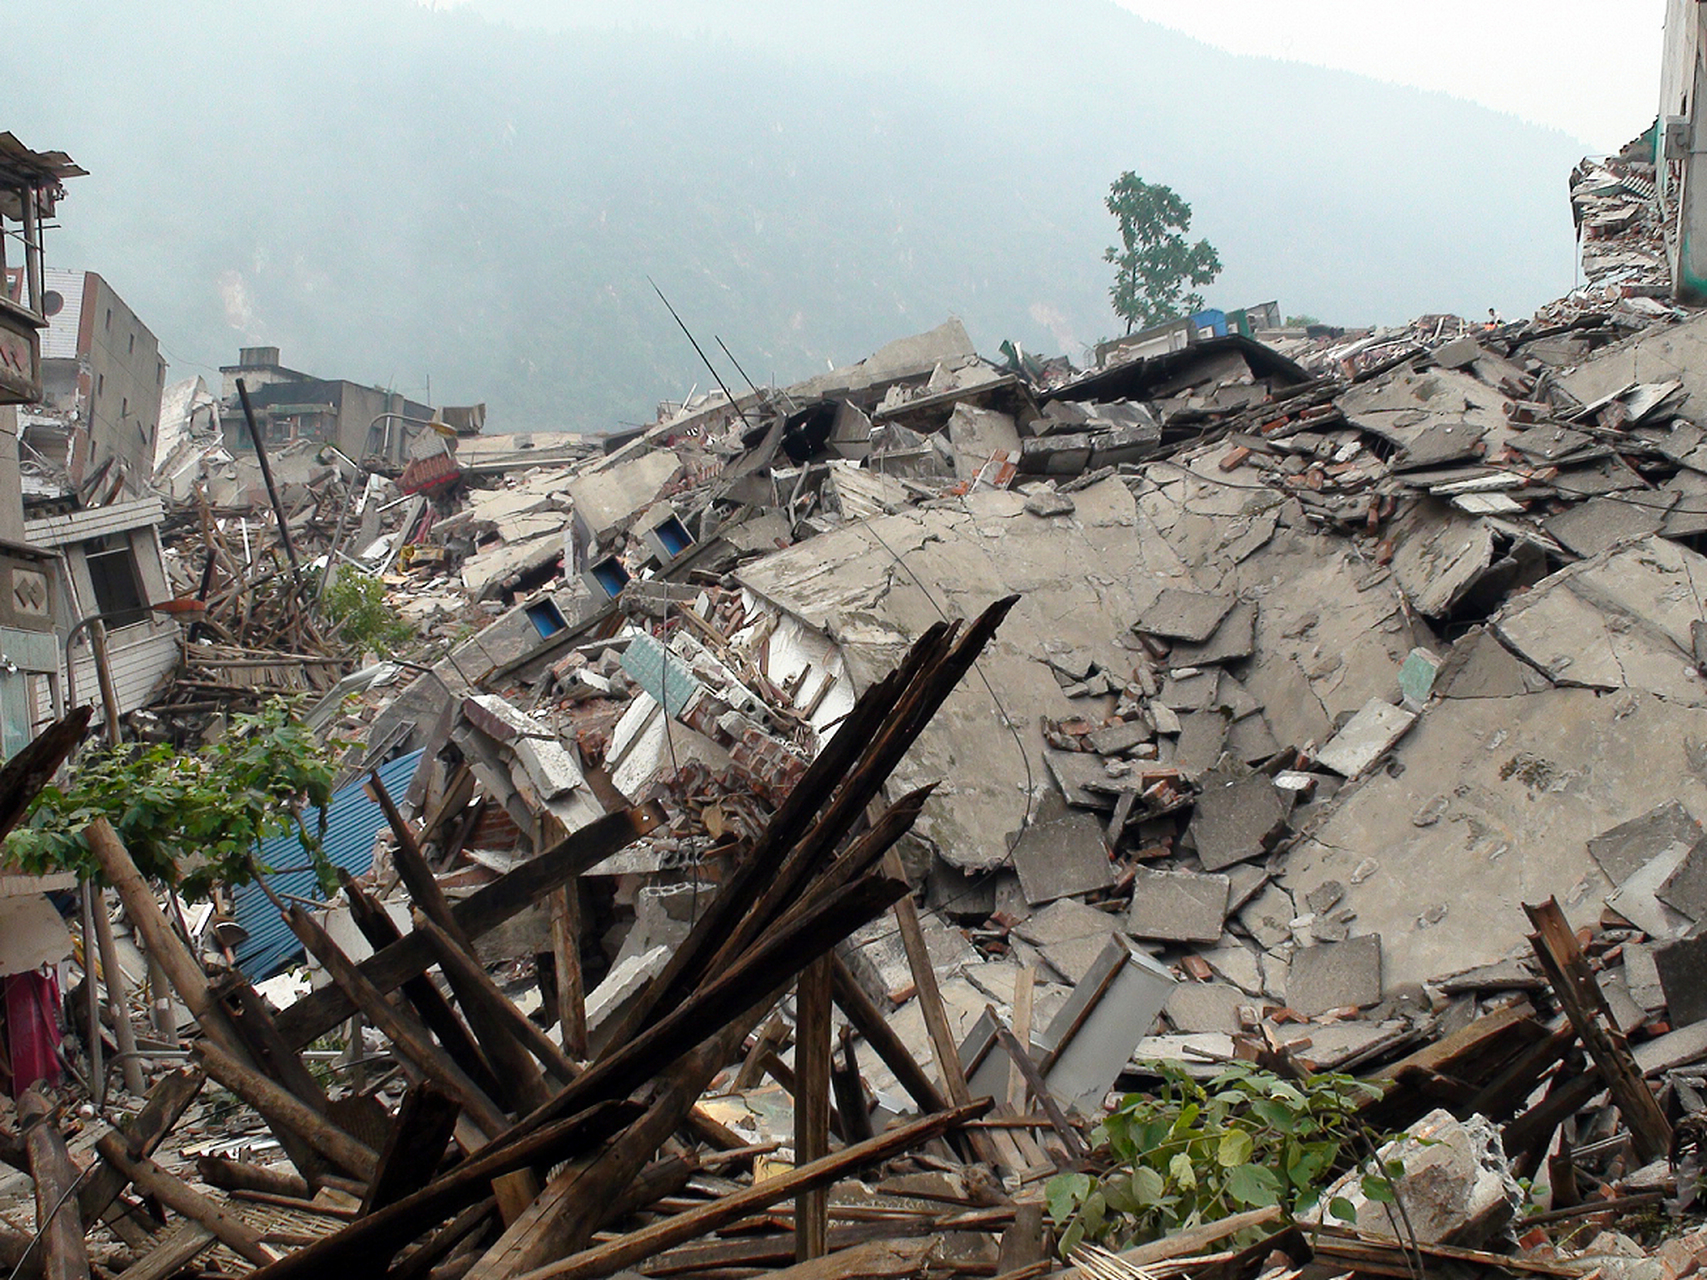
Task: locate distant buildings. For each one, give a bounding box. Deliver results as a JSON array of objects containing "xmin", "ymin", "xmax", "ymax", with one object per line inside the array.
[
  {"xmin": 1093, "ymin": 300, "xmax": 1282, "ymax": 369},
  {"xmin": 7, "ymin": 268, "xmax": 166, "ymax": 501},
  {"xmin": 218, "ymin": 345, "xmax": 438, "ymax": 467}
]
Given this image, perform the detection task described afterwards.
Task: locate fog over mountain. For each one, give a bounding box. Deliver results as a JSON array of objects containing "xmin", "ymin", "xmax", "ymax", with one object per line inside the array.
[{"xmin": 7, "ymin": 1, "xmax": 1592, "ymax": 432}]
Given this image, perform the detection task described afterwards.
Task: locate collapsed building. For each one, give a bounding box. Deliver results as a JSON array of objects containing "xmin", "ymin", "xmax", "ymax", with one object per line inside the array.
[{"xmin": 4, "ymin": 58, "xmax": 1707, "ymax": 1280}]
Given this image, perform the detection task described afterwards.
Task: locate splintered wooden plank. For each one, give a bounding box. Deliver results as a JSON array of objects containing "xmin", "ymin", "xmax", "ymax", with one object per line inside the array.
[{"xmin": 274, "ymin": 803, "xmax": 662, "ymax": 1049}]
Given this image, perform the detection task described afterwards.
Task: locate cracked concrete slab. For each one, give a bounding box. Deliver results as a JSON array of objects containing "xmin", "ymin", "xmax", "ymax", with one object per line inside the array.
[
  {"xmin": 1283, "ymin": 686, "xmax": 1707, "ymax": 992},
  {"xmin": 1491, "ymin": 536, "xmax": 1707, "ymax": 707},
  {"xmin": 1126, "ymin": 866, "xmax": 1231, "ymax": 943},
  {"xmin": 738, "ymin": 477, "xmax": 1189, "ymax": 870}
]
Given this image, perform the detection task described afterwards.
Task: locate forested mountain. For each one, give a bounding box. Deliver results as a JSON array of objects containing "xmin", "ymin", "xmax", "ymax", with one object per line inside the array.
[{"xmin": 7, "ymin": 1, "xmax": 1589, "ymax": 431}]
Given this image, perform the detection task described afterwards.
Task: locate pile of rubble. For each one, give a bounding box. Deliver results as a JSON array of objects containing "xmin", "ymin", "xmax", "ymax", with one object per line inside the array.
[{"xmin": 17, "ymin": 131, "xmax": 1707, "ymax": 1278}]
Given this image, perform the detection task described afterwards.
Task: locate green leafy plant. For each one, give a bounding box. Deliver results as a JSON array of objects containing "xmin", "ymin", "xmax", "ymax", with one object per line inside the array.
[
  {"xmin": 7, "ymin": 699, "xmax": 345, "ymax": 899},
  {"xmin": 1045, "ymin": 1060, "xmax": 1394, "ymax": 1258},
  {"xmin": 1104, "ymin": 171, "xmax": 1223, "ymax": 335},
  {"xmin": 320, "ymin": 569, "xmax": 415, "ymax": 653}
]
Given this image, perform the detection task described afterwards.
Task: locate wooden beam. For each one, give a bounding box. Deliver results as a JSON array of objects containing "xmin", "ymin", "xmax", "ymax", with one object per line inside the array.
[
  {"xmin": 338, "ymin": 869, "xmax": 501, "ymax": 1101},
  {"xmin": 887, "ymin": 855, "xmax": 1001, "ymax": 1168},
  {"xmin": 829, "ymin": 956, "xmax": 952, "ymax": 1119},
  {"xmin": 1525, "ymin": 897, "xmax": 1671, "ymax": 1162},
  {"xmin": 508, "ymin": 1101, "xmax": 991, "ymax": 1280},
  {"xmin": 551, "ymin": 885, "xmax": 587, "ymax": 1060},
  {"xmin": 284, "ymin": 905, "xmax": 511, "ymax": 1138},
  {"xmin": 240, "ymin": 1100, "xmax": 640, "ymax": 1280},
  {"xmin": 116, "ymin": 1222, "xmax": 215, "ymax": 1280},
  {"xmin": 79, "ymin": 1068, "xmax": 203, "ymax": 1232},
  {"xmin": 96, "ymin": 1133, "xmax": 277, "ymax": 1268},
  {"xmin": 275, "ymin": 803, "xmax": 663, "ymax": 1050},
  {"xmin": 412, "ymin": 911, "xmax": 580, "ymax": 1085},
  {"xmin": 83, "ymin": 818, "xmax": 242, "ymax": 1056},
  {"xmin": 793, "ymin": 956, "xmax": 832, "ymax": 1262},
  {"xmin": 992, "ymin": 1014, "xmax": 1087, "ymax": 1161},
  {"xmin": 361, "ymin": 1082, "xmax": 461, "ymax": 1215},
  {"xmin": 373, "ymin": 773, "xmax": 551, "ymax": 1110},
  {"xmin": 193, "ymin": 1041, "xmax": 379, "ymax": 1182},
  {"xmin": 20, "ymin": 1089, "xmax": 88, "ymax": 1280}
]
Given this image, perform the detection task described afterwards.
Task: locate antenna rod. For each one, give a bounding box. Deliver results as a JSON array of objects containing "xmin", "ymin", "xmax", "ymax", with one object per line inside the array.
[
  {"xmin": 714, "ymin": 335, "xmax": 766, "ymax": 402},
  {"xmin": 647, "ymin": 277, "xmax": 751, "ymax": 429}
]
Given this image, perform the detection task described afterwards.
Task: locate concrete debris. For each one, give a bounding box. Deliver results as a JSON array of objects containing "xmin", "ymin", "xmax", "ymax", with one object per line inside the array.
[
  {"xmin": 23, "ymin": 110, "xmax": 1707, "ymax": 1280},
  {"xmin": 1316, "ymin": 1108, "xmax": 1523, "ymax": 1247}
]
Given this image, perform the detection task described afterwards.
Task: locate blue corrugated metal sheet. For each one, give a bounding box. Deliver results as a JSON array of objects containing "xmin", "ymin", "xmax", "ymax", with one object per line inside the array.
[{"xmin": 231, "ymin": 749, "xmax": 424, "ymax": 981}]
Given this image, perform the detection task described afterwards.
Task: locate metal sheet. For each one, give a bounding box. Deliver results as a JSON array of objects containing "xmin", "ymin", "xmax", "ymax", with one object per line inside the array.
[{"xmin": 231, "ymin": 748, "xmax": 423, "ymax": 981}]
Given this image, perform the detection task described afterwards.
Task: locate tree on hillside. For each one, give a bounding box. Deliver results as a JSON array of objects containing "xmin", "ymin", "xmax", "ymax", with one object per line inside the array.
[{"xmin": 1104, "ymin": 172, "xmax": 1223, "ymax": 334}]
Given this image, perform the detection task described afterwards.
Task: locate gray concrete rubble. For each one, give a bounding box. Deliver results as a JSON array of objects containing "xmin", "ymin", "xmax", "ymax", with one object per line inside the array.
[
  {"xmin": 307, "ymin": 295, "xmax": 1707, "ymax": 1135},
  {"xmin": 114, "ymin": 253, "xmax": 1707, "ymax": 1267}
]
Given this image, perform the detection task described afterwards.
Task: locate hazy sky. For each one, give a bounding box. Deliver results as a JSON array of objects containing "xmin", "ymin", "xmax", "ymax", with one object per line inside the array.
[
  {"xmin": 1109, "ymin": 1, "xmax": 1667, "ymax": 150},
  {"xmin": 428, "ymin": 0, "xmax": 1666, "ymax": 151}
]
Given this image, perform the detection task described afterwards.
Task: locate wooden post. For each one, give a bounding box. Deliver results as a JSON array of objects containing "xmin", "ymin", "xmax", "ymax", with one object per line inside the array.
[
  {"xmin": 20, "ymin": 1088, "xmax": 89, "ymax": 1280},
  {"xmin": 86, "ymin": 620, "xmax": 123, "ymax": 745},
  {"xmin": 505, "ymin": 1102, "xmax": 990, "ymax": 1280},
  {"xmin": 371, "ymin": 774, "xmax": 549, "ymax": 1110},
  {"xmin": 1525, "ymin": 897, "xmax": 1671, "ymax": 1162},
  {"xmin": 87, "ymin": 887, "xmax": 145, "ymax": 1095},
  {"xmin": 411, "ymin": 912, "xmax": 579, "ymax": 1086},
  {"xmin": 283, "ymin": 905, "xmax": 510, "ymax": 1138},
  {"xmin": 1007, "ymin": 965, "xmax": 1034, "ymax": 1115},
  {"xmin": 550, "ymin": 886, "xmax": 587, "ymax": 1059},
  {"xmin": 192, "ymin": 1041, "xmax": 379, "ymax": 1182},
  {"xmin": 96, "ymin": 1134, "xmax": 277, "ymax": 1267},
  {"xmin": 83, "ymin": 818, "xmax": 242, "ymax": 1056},
  {"xmin": 78, "ymin": 885, "xmax": 103, "ymax": 1104},
  {"xmin": 885, "ymin": 854, "xmax": 1001, "ymax": 1167},
  {"xmin": 793, "ymin": 955, "xmax": 832, "ymax": 1262}
]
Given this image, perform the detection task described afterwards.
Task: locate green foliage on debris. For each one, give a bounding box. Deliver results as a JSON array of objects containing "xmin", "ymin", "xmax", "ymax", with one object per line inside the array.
[
  {"xmin": 1104, "ymin": 171, "xmax": 1223, "ymax": 335},
  {"xmin": 1045, "ymin": 1060, "xmax": 1393, "ymax": 1257},
  {"xmin": 319, "ymin": 569, "xmax": 415, "ymax": 653},
  {"xmin": 7, "ymin": 699, "xmax": 345, "ymax": 900}
]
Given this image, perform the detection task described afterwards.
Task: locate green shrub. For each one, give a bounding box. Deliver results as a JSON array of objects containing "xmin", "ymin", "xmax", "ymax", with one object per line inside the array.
[
  {"xmin": 7, "ymin": 699, "xmax": 344, "ymax": 898},
  {"xmin": 1045, "ymin": 1060, "xmax": 1396, "ymax": 1257}
]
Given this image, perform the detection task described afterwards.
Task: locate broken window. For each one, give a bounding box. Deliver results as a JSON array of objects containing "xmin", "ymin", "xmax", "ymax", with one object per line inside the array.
[{"xmin": 85, "ymin": 534, "xmax": 149, "ymax": 629}]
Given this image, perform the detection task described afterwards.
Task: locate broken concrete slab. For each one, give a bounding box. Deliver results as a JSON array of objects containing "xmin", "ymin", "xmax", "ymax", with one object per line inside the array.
[
  {"xmin": 1085, "ymin": 719, "xmax": 1150, "ymax": 757},
  {"xmin": 1285, "ymin": 685, "xmax": 1707, "ymax": 992},
  {"xmin": 1313, "ymin": 699, "xmax": 1416, "ymax": 779},
  {"xmin": 1125, "ymin": 866, "xmax": 1231, "ymax": 944},
  {"xmin": 1189, "ymin": 770, "xmax": 1289, "ymax": 872},
  {"xmin": 1013, "ymin": 898, "xmax": 1123, "ymax": 986},
  {"xmin": 1164, "ymin": 982, "xmax": 1249, "ymax": 1035},
  {"xmin": 1315, "ymin": 1109, "xmax": 1522, "ymax": 1247},
  {"xmin": 946, "ymin": 404, "xmax": 1022, "ymax": 481},
  {"xmin": 1286, "ymin": 934, "xmax": 1381, "ymax": 1014},
  {"xmin": 1623, "ymin": 941, "xmax": 1666, "ymax": 1012},
  {"xmin": 843, "ymin": 912, "xmax": 979, "ymax": 1006},
  {"xmin": 1435, "ymin": 626, "xmax": 1547, "ymax": 700},
  {"xmin": 1010, "ymin": 807, "xmax": 1115, "ymax": 906},
  {"xmin": 1168, "ymin": 601, "xmax": 1258, "ymax": 667},
  {"xmin": 1587, "ymin": 801, "xmax": 1703, "ymax": 886},
  {"xmin": 1658, "ymin": 835, "xmax": 1707, "ymax": 921},
  {"xmin": 1544, "ymin": 500, "xmax": 1668, "ymax": 560},
  {"xmin": 567, "ymin": 448, "xmax": 682, "ymax": 545},
  {"xmin": 1604, "ymin": 843, "xmax": 1695, "ymax": 940},
  {"xmin": 1170, "ymin": 712, "xmax": 1229, "ymax": 783},
  {"xmin": 1492, "ymin": 537, "xmax": 1707, "ymax": 706},
  {"xmin": 586, "ymin": 944, "xmax": 671, "ymax": 1055},
  {"xmin": 1240, "ymin": 883, "xmax": 1296, "ymax": 949},
  {"xmin": 1389, "ymin": 505, "xmax": 1497, "ymax": 618},
  {"xmin": 1655, "ymin": 933, "xmax": 1707, "ymax": 1026},
  {"xmin": 738, "ymin": 477, "xmax": 1192, "ymax": 873},
  {"xmin": 1195, "ymin": 940, "xmax": 1263, "ymax": 995},
  {"xmin": 1034, "ymin": 934, "xmax": 1175, "ymax": 1115},
  {"xmin": 1134, "ymin": 588, "xmax": 1236, "ymax": 643}
]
